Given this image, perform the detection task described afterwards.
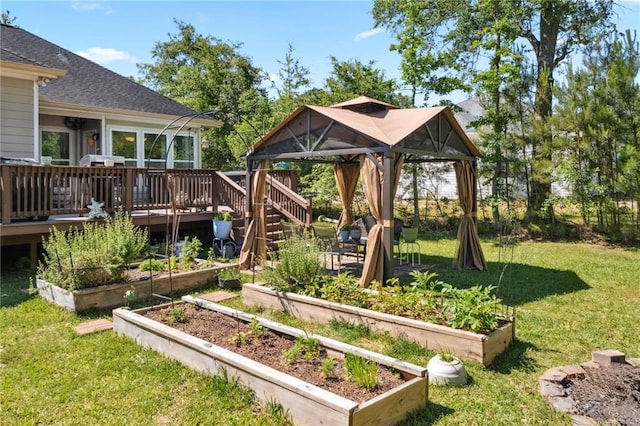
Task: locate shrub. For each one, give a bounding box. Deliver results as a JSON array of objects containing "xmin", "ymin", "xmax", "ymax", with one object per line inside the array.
[
  {"xmin": 319, "ymin": 272, "xmax": 368, "ymax": 307},
  {"xmin": 139, "ymin": 258, "xmax": 166, "ymax": 272},
  {"xmin": 440, "ymin": 283, "xmax": 501, "ymax": 333},
  {"xmin": 180, "ymin": 236, "xmax": 203, "ymax": 271},
  {"xmin": 277, "ymin": 269, "xmax": 505, "ymax": 334},
  {"xmin": 263, "ymin": 235, "xmax": 324, "ymax": 293},
  {"xmin": 219, "ymin": 267, "xmax": 240, "ymax": 281},
  {"xmin": 37, "ymin": 214, "xmax": 147, "ymax": 290}
]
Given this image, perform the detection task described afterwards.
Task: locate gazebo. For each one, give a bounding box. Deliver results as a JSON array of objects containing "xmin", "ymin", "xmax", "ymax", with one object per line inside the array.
[{"xmin": 239, "ymin": 96, "xmax": 486, "ymax": 286}]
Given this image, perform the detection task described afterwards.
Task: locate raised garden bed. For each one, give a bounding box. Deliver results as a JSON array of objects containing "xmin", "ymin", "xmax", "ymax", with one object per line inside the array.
[
  {"xmin": 112, "ymin": 297, "xmax": 428, "ymax": 425},
  {"xmin": 242, "ymin": 283, "xmax": 514, "ymax": 366},
  {"xmin": 36, "ymin": 263, "xmax": 235, "ymax": 312}
]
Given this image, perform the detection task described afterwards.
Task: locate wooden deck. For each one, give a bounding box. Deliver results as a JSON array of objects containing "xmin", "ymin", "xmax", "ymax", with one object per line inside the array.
[{"xmin": 0, "ymin": 164, "xmax": 309, "ymax": 270}]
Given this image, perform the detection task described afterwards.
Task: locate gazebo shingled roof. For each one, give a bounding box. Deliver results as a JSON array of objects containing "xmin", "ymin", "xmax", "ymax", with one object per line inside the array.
[{"xmin": 240, "ymin": 97, "xmax": 486, "ymax": 284}]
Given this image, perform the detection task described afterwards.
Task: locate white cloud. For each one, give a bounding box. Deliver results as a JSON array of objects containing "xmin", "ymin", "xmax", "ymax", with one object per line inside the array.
[
  {"xmin": 76, "ymin": 47, "xmax": 137, "ymax": 64},
  {"xmin": 267, "ymin": 73, "xmax": 280, "ymax": 83},
  {"xmin": 354, "ymin": 28, "xmax": 385, "ymax": 41},
  {"xmin": 70, "ymin": 1, "xmax": 105, "ymax": 11}
]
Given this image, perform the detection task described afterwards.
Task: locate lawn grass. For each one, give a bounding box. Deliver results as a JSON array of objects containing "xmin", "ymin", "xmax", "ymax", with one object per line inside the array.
[{"xmin": 1, "ymin": 236, "xmax": 638, "ymax": 425}]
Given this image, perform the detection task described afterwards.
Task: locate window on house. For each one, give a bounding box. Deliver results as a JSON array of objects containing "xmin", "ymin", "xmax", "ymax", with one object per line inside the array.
[
  {"xmin": 112, "ymin": 130, "xmax": 138, "ymax": 167},
  {"xmin": 41, "ymin": 130, "xmax": 70, "ymax": 165},
  {"xmin": 144, "ymin": 133, "xmax": 167, "ymax": 168},
  {"xmin": 173, "ymin": 134, "xmax": 194, "ymax": 169}
]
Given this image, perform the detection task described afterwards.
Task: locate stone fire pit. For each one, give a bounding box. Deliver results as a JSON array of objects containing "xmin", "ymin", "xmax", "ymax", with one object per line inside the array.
[{"xmin": 539, "ymin": 349, "xmax": 640, "ymax": 425}]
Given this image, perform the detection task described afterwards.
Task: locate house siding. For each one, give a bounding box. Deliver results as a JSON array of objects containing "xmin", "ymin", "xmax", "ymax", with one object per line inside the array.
[{"xmin": 0, "ymin": 76, "xmax": 35, "ymax": 159}]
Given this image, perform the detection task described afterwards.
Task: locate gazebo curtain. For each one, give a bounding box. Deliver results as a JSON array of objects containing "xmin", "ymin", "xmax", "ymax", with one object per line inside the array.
[
  {"xmin": 359, "ymin": 153, "xmax": 404, "ymax": 286},
  {"xmin": 453, "ymin": 160, "xmax": 487, "ymax": 270},
  {"xmin": 334, "ymin": 163, "xmax": 360, "ymax": 229},
  {"xmin": 239, "ymin": 160, "xmax": 270, "ymax": 269}
]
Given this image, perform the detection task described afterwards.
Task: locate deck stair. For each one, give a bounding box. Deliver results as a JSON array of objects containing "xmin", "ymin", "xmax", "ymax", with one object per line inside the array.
[{"xmin": 213, "ymin": 170, "xmax": 311, "ymax": 250}]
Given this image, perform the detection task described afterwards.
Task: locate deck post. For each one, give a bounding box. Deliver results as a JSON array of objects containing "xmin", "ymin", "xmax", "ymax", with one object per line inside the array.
[
  {"xmin": 1, "ymin": 166, "xmax": 12, "ymax": 224},
  {"xmin": 124, "ymin": 168, "xmax": 134, "ymax": 212},
  {"xmin": 211, "ymin": 170, "xmax": 218, "ymax": 213}
]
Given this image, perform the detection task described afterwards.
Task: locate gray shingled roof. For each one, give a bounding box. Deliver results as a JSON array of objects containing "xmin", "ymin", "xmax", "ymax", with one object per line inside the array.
[{"xmin": 0, "ymin": 24, "xmax": 214, "ymax": 120}]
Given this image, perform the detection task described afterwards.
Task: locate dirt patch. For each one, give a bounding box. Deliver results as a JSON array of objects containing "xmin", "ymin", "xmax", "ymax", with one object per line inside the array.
[
  {"xmin": 141, "ymin": 303, "xmax": 406, "ymax": 402},
  {"xmin": 122, "ymin": 260, "xmax": 229, "ymax": 282},
  {"xmin": 566, "ymin": 363, "xmax": 640, "ymax": 426}
]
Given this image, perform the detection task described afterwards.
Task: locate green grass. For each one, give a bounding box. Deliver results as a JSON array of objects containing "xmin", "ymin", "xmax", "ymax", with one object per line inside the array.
[{"xmin": 1, "ymin": 236, "xmax": 639, "ymax": 425}]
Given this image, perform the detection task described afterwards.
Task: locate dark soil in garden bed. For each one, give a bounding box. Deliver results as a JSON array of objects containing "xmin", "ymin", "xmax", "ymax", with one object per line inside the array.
[
  {"xmin": 142, "ymin": 303, "xmax": 406, "ymax": 402},
  {"xmin": 123, "ymin": 261, "xmax": 223, "ymax": 282},
  {"xmin": 567, "ymin": 362, "xmax": 640, "ymax": 426}
]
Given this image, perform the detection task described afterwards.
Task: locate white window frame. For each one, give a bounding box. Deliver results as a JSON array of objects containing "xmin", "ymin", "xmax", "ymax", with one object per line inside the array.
[
  {"xmin": 40, "ymin": 127, "xmax": 75, "ymax": 165},
  {"xmin": 107, "ymin": 125, "xmax": 200, "ymax": 169}
]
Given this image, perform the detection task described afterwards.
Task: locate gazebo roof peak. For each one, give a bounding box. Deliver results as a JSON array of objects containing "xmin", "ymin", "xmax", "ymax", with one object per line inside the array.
[{"xmin": 330, "ymin": 96, "xmax": 400, "ymax": 113}]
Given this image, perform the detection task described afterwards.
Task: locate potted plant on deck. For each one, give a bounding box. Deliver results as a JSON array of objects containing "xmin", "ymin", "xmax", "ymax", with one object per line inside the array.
[
  {"xmin": 338, "ymin": 223, "xmax": 355, "ymax": 241},
  {"xmin": 213, "ymin": 211, "xmax": 234, "ymax": 240}
]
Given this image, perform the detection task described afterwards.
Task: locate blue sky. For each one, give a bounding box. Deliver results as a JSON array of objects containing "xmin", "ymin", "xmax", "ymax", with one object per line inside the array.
[{"xmin": 4, "ymin": 0, "xmax": 640, "ymax": 105}]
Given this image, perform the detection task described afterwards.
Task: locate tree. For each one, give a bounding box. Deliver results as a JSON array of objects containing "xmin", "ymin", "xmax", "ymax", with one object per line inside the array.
[
  {"xmin": 373, "ymin": 0, "xmax": 616, "ymax": 222},
  {"xmin": 323, "ymin": 57, "xmax": 412, "ymax": 107},
  {"xmin": 1, "ymin": 10, "xmax": 17, "ymax": 26},
  {"xmin": 138, "ymin": 20, "xmax": 268, "ymax": 170},
  {"xmin": 554, "ymin": 28, "xmax": 640, "ymax": 236}
]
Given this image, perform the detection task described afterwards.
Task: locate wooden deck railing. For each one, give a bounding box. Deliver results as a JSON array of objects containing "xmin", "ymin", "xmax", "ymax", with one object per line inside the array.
[
  {"xmin": 0, "ymin": 165, "xmax": 217, "ymax": 224},
  {"xmin": 213, "ymin": 171, "xmax": 311, "ymax": 227},
  {"xmin": 0, "ymin": 165, "xmax": 311, "ymax": 227},
  {"xmin": 267, "ymin": 178, "xmax": 312, "ymax": 228},
  {"xmin": 215, "ymin": 171, "xmax": 246, "ymax": 217}
]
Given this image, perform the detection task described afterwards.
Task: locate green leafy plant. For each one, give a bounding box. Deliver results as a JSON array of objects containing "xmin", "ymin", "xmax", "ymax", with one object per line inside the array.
[
  {"xmin": 214, "ymin": 211, "xmax": 233, "ymax": 221},
  {"xmin": 263, "ymin": 398, "xmax": 294, "ymax": 425},
  {"xmin": 339, "ymin": 223, "xmax": 356, "ymax": 231},
  {"xmin": 229, "ymin": 331, "xmax": 249, "ymax": 347},
  {"xmin": 320, "ymin": 272, "xmax": 368, "ymax": 307},
  {"xmin": 219, "ymin": 267, "xmax": 240, "ymax": 281},
  {"xmin": 168, "ymin": 255, "xmax": 178, "ymax": 271},
  {"xmin": 249, "ymin": 317, "xmax": 266, "ymax": 337},
  {"xmin": 180, "ymin": 236, "xmax": 203, "ymax": 271},
  {"xmin": 282, "ymin": 336, "xmax": 321, "ymax": 367},
  {"xmin": 344, "ymin": 353, "xmax": 378, "ymax": 391},
  {"xmin": 138, "ymin": 258, "xmax": 166, "ymax": 272},
  {"xmin": 320, "ymin": 357, "xmax": 337, "ymax": 379},
  {"xmin": 37, "ymin": 213, "xmax": 147, "ymax": 290},
  {"xmin": 437, "ymin": 348, "xmax": 457, "ymax": 363},
  {"xmin": 440, "ymin": 284, "xmax": 501, "ymax": 333},
  {"xmin": 123, "ymin": 286, "xmax": 137, "ymax": 308},
  {"xmin": 171, "ymin": 307, "xmax": 188, "ymax": 323},
  {"xmin": 263, "ymin": 235, "xmax": 324, "ymax": 293}
]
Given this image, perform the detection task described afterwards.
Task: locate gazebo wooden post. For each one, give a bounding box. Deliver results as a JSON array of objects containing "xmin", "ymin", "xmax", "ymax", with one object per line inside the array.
[{"xmin": 382, "ymin": 152, "xmax": 395, "ymax": 281}]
